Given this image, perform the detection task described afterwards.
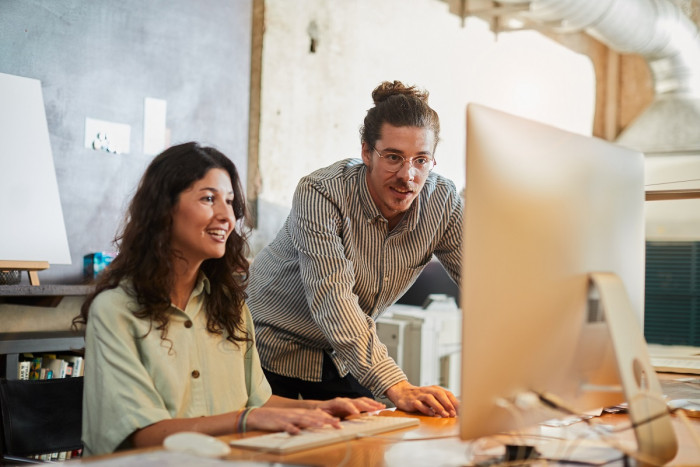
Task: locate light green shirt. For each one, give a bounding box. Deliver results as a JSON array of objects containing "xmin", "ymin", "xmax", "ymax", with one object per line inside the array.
[{"xmin": 82, "ymin": 276, "xmax": 272, "ymax": 456}]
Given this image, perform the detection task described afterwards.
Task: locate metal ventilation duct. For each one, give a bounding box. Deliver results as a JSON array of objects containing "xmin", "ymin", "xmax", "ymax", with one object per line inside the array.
[{"xmin": 496, "ymin": 0, "xmax": 700, "ymax": 155}]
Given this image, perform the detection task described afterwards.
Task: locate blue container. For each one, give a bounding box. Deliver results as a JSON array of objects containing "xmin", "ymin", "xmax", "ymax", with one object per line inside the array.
[{"xmin": 83, "ymin": 252, "xmax": 116, "ymax": 280}]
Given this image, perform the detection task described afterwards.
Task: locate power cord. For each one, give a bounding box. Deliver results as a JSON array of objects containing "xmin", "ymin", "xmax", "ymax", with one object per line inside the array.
[{"xmin": 534, "ymin": 389, "xmax": 700, "ymax": 467}]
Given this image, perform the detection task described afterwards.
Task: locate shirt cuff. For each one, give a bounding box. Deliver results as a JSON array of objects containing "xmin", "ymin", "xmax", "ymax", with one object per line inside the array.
[{"xmin": 359, "ymin": 359, "xmax": 408, "ymax": 398}]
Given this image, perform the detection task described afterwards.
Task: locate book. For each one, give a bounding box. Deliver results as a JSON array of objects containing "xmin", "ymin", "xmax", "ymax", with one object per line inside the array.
[
  {"xmin": 59, "ymin": 355, "xmax": 84, "ymax": 378},
  {"xmin": 44, "ymin": 357, "xmax": 66, "ymax": 379},
  {"xmin": 17, "ymin": 352, "xmax": 83, "ymax": 381},
  {"xmin": 17, "ymin": 360, "xmax": 31, "ymax": 380},
  {"xmin": 29, "ymin": 356, "xmax": 42, "ymax": 380}
]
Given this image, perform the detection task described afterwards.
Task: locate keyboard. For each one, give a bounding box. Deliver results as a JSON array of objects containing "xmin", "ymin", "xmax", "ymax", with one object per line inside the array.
[
  {"xmin": 229, "ymin": 415, "xmax": 420, "ymax": 454},
  {"xmin": 648, "ymin": 343, "xmax": 700, "ymax": 375},
  {"xmin": 650, "ymin": 356, "xmax": 700, "ymax": 375}
]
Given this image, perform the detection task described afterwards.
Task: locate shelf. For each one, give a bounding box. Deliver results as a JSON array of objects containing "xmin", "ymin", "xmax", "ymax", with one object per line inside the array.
[
  {"xmin": 0, "ymin": 285, "xmax": 92, "ymax": 296},
  {"xmin": 646, "ymin": 188, "xmax": 700, "ymax": 201},
  {"xmin": 0, "ymin": 331, "xmax": 85, "ymax": 379},
  {"xmin": 0, "ymin": 331, "xmax": 85, "ymax": 354},
  {"xmin": 0, "ymin": 285, "xmax": 93, "ymax": 307}
]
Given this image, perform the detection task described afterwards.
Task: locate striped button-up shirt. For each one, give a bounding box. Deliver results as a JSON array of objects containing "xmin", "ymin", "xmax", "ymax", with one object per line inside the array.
[{"xmin": 247, "ymin": 158, "xmax": 463, "ymax": 397}]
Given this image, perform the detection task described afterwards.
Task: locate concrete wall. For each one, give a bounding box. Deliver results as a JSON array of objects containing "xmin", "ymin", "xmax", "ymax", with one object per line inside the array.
[
  {"xmin": 1, "ymin": 297, "xmax": 84, "ymax": 333},
  {"xmin": 249, "ymin": 0, "xmax": 596, "ymax": 252},
  {"xmin": 0, "ymin": 0, "xmax": 253, "ymax": 284},
  {"xmin": 2, "ymin": 0, "xmax": 598, "ymax": 332},
  {"xmin": 0, "ymin": 0, "xmax": 252, "ymax": 331}
]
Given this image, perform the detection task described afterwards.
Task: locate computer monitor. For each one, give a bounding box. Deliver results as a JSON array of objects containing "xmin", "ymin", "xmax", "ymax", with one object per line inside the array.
[
  {"xmin": 459, "ymin": 103, "xmax": 677, "ymax": 464},
  {"xmin": 396, "ymin": 259, "xmax": 460, "ymax": 308}
]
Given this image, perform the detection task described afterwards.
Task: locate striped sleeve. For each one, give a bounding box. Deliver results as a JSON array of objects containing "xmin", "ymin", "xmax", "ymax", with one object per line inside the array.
[{"xmin": 288, "ymin": 178, "xmax": 407, "ymax": 396}]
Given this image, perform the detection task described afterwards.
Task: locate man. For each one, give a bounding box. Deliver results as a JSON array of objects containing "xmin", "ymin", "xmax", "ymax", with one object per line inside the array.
[{"xmin": 248, "ymin": 81, "xmax": 462, "ymax": 417}]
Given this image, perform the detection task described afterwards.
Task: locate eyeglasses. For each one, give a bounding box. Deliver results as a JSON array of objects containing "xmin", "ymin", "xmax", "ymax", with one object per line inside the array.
[{"xmin": 372, "ymin": 147, "xmax": 435, "ymax": 174}]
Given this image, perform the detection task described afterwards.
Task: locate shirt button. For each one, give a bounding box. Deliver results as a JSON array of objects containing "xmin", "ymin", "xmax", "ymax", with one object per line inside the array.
[
  {"xmin": 384, "ymin": 276, "xmax": 389, "ymax": 281},
  {"xmin": 191, "ymin": 370, "xmax": 200, "ymax": 378},
  {"xmin": 184, "ymin": 320, "xmax": 193, "ymax": 328}
]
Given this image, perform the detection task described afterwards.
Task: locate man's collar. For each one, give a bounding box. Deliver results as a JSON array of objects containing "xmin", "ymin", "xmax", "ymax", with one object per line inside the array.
[{"xmin": 357, "ymin": 164, "xmax": 384, "ymax": 223}]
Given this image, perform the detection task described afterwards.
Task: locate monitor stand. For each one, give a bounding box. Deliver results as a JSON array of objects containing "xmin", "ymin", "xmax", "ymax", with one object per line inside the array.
[{"xmin": 591, "ymin": 272, "xmax": 678, "ymax": 466}]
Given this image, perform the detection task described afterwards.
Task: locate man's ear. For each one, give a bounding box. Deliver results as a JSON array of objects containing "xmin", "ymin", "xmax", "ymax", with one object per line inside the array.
[{"xmin": 361, "ymin": 142, "xmax": 372, "ymax": 166}]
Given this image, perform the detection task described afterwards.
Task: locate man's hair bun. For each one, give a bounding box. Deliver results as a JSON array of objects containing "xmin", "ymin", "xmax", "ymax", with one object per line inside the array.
[{"xmin": 371, "ymin": 81, "xmax": 429, "ymax": 105}]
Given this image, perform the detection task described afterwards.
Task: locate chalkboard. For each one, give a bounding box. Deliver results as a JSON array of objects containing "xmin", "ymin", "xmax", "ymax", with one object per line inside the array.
[{"xmin": 0, "ymin": 0, "xmax": 252, "ymax": 284}]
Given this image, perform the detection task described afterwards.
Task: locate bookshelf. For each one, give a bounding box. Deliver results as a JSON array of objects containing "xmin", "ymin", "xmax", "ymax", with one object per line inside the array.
[
  {"xmin": 0, "ymin": 331, "xmax": 85, "ymax": 380},
  {"xmin": 0, "ymin": 286, "xmax": 90, "ymax": 379}
]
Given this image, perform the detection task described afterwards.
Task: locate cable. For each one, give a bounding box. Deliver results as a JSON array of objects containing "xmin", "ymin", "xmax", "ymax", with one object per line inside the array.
[
  {"xmin": 609, "ymin": 390, "xmax": 674, "ymax": 435},
  {"xmin": 645, "ymin": 178, "xmax": 700, "ymax": 187},
  {"xmin": 532, "ymin": 389, "xmax": 694, "ymax": 467},
  {"xmin": 536, "ymin": 391, "xmax": 588, "ymax": 419}
]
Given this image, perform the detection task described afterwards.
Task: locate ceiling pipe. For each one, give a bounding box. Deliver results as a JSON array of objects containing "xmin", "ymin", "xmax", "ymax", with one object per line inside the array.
[{"xmin": 496, "ymin": 0, "xmax": 700, "ymax": 155}]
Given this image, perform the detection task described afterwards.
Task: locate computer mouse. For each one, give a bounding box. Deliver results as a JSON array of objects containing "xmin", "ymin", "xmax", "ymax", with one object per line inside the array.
[{"xmin": 163, "ymin": 431, "xmax": 231, "ymax": 458}]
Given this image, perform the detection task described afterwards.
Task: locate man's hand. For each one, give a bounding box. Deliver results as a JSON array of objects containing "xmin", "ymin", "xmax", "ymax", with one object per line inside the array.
[{"xmin": 385, "ymin": 380, "xmax": 459, "ymax": 417}]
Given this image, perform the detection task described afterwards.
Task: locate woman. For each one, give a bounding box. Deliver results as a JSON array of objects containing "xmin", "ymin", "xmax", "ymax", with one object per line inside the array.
[{"xmin": 74, "ymin": 142, "xmax": 383, "ymax": 456}]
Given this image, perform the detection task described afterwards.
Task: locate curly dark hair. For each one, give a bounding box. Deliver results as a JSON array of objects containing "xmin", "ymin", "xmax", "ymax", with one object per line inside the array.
[
  {"xmin": 360, "ymin": 80, "xmax": 441, "ymax": 149},
  {"xmin": 73, "ymin": 142, "xmax": 251, "ymax": 346}
]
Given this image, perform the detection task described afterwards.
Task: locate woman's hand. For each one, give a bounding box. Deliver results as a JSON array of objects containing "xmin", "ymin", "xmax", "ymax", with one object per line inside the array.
[
  {"xmin": 245, "ymin": 407, "xmax": 341, "ymax": 435},
  {"xmin": 316, "ymin": 397, "xmax": 386, "ymax": 418},
  {"xmin": 257, "ymin": 395, "xmax": 386, "ymax": 434}
]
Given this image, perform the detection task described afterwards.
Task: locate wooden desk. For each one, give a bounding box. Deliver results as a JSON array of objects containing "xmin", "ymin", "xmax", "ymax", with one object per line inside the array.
[
  {"xmin": 219, "ymin": 409, "xmax": 699, "ymax": 466},
  {"xmin": 82, "ymin": 399, "xmax": 699, "ymax": 466},
  {"xmin": 222, "ymin": 410, "xmax": 458, "ymax": 467}
]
